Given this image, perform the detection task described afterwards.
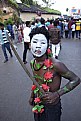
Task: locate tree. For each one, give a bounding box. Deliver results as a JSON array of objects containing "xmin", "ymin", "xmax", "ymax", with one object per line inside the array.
[
  {"xmin": 41, "ymin": 0, "xmax": 55, "ymax": 8},
  {"xmin": 66, "ymin": 8, "xmax": 69, "ymax": 12},
  {"xmin": 21, "ymin": 0, "xmax": 33, "ymax": 5}
]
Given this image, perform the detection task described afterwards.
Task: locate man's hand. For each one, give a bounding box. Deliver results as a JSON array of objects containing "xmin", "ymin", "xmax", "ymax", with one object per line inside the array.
[{"xmin": 41, "ymin": 91, "xmax": 60, "ymax": 104}]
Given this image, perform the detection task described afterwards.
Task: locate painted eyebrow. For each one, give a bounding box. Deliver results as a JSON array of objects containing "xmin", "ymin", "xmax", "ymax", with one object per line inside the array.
[
  {"xmin": 33, "ymin": 38, "xmax": 46, "ymax": 41},
  {"xmin": 33, "ymin": 38, "xmax": 38, "ymax": 40}
]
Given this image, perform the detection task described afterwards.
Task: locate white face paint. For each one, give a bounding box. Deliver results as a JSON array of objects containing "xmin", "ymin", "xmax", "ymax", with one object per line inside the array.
[{"xmin": 31, "ymin": 34, "xmax": 48, "ymax": 57}]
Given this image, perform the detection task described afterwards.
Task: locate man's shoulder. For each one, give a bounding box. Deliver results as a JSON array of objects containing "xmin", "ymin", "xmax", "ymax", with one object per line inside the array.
[
  {"xmin": 52, "ymin": 57, "xmax": 61, "ymax": 64},
  {"xmin": 23, "ymin": 27, "xmax": 31, "ymax": 34},
  {"xmin": 52, "ymin": 58, "xmax": 63, "ymax": 69}
]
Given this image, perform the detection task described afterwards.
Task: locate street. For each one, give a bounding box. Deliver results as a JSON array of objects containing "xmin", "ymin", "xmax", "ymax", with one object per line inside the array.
[{"xmin": 0, "ymin": 39, "xmax": 81, "ymax": 121}]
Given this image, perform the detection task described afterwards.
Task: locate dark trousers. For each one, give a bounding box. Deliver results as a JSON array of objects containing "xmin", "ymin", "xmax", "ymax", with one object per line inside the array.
[
  {"xmin": 68, "ymin": 30, "xmax": 72, "ymax": 39},
  {"xmin": 34, "ymin": 100, "xmax": 62, "ymax": 121},
  {"xmin": 76, "ymin": 30, "xmax": 80, "ymax": 38},
  {"xmin": 23, "ymin": 42, "xmax": 29, "ymax": 62},
  {"xmin": 72, "ymin": 31, "xmax": 75, "ymax": 38},
  {"xmin": 2, "ymin": 42, "xmax": 12, "ymax": 60},
  {"xmin": 65, "ymin": 31, "xmax": 68, "ymax": 38}
]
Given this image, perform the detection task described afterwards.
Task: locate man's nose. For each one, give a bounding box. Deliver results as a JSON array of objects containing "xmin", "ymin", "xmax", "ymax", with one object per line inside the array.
[{"xmin": 36, "ymin": 42, "xmax": 41, "ymax": 48}]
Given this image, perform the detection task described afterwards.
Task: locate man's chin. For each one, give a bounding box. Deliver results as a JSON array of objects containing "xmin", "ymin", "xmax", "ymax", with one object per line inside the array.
[{"xmin": 33, "ymin": 54, "xmax": 43, "ymax": 58}]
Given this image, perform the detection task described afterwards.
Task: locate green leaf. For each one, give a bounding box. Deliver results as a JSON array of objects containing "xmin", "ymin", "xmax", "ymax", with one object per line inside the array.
[
  {"xmin": 50, "ymin": 65, "xmax": 54, "ymax": 69},
  {"xmin": 34, "ymin": 88, "xmax": 39, "ymax": 94},
  {"xmin": 38, "ymin": 107, "xmax": 41, "ymax": 112},
  {"xmin": 40, "ymin": 105, "xmax": 44, "ymax": 109},
  {"xmin": 44, "ymin": 79, "xmax": 47, "ymax": 82},
  {"xmin": 36, "ymin": 63, "xmax": 41, "ymax": 69},
  {"xmin": 47, "ymin": 79, "xmax": 52, "ymax": 82},
  {"xmin": 39, "ymin": 91, "xmax": 43, "ymax": 96},
  {"xmin": 32, "ymin": 106, "xmax": 37, "ymax": 111},
  {"xmin": 43, "ymin": 66, "xmax": 47, "ymax": 69},
  {"xmin": 30, "ymin": 60, "xmax": 34, "ymax": 64},
  {"xmin": 33, "ymin": 74, "xmax": 43, "ymax": 80},
  {"xmin": 37, "ymin": 105, "xmax": 44, "ymax": 112}
]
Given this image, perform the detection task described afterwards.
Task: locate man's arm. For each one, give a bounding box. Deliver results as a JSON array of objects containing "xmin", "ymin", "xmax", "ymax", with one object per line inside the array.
[
  {"xmin": 40, "ymin": 61, "xmax": 81, "ymax": 104},
  {"xmin": 56, "ymin": 62, "xmax": 81, "ymax": 96}
]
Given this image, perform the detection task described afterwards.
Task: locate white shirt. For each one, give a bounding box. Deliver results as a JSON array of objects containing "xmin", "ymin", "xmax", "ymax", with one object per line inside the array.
[
  {"xmin": 71, "ymin": 24, "xmax": 75, "ymax": 31},
  {"xmin": 23, "ymin": 27, "xmax": 31, "ymax": 42}
]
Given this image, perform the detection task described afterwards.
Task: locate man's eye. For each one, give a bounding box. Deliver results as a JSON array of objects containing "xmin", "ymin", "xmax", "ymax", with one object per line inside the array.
[
  {"xmin": 41, "ymin": 42, "xmax": 45, "ymax": 44},
  {"xmin": 33, "ymin": 41, "xmax": 37, "ymax": 43}
]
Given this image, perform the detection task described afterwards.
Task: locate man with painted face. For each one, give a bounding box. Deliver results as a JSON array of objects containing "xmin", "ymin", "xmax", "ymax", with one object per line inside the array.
[{"xmin": 29, "ymin": 27, "xmax": 81, "ymax": 121}]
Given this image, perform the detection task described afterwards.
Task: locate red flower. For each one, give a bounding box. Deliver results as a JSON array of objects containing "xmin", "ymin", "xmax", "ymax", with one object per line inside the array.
[
  {"xmin": 34, "ymin": 97, "xmax": 41, "ymax": 103},
  {"xmin": 31, "ymin": 85, "xmax": 36, "ymax": 90},
  {"xmin": 40, "ymin": 108, "xmax": 44, "ymax": 113},
  {"xmin": 42, "ymin": 84, "xmax": 50, "ymax": 91},
  {"xmin": 32, "ymin": 109, "xmax": 38, "ymax": 113},
  {"xmin": 44, "ymin": 71, "xmax": 53, "ymax": 80},
  {"xmin": 44, "ymin": 59, "xmax": 53, "ymax": 68},
  {"xmin": 47, "ymin": 48, "xmax": 52, "ymax": 54}
]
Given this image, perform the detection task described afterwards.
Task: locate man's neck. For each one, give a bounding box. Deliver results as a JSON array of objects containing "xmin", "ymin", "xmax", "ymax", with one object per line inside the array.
[{"xmin": 35, "ymin": 54, "xmax": 47, "ymax": 63}]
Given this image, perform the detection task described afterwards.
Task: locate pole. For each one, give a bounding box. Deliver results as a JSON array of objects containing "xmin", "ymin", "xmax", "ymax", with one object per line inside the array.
[{"xmin": 7, "ymin": 34, "xmax": 44, "ymax": 93}]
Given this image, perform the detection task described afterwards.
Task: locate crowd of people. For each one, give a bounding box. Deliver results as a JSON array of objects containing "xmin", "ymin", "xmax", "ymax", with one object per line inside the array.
[
  {"xmin": 64, "ymin": 17, "xmax": 81, "ymax": 39},
  {"xmin": 0, "ymin": 16, "xmax": 81, "ymax": 63}
]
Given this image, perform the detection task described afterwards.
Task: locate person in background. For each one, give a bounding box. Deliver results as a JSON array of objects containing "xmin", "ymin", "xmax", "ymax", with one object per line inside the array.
[
  {"xmin": 18, "ymin": 24, "xmax": 23, "ymax": 43},
  {"xmin": 23, "ymin": 21, "xmax": 31, "ymax": 64},
  {"xmin": 29, "ymin": 26, "xmax": 81, "ymax": 121},
  {"xmin": 48, "ymin": 19, "xmax": 54, "ymax": 49},
  {"xmin": 59, "ymin": 19, "xmax": 64, "ymax": 38},
  {"xmin": 7, "ymin": 23, "xmax": 14, "ymax": 40},
  {"xmin": 39, "ymin": 18, "xmax": 47, "ymax": 29},
  {"xmin": 30, "ymin": 21, "xmax": 36, "ymax": 31},
  {"xmin": 68, "ymin": 18, "xmax": 73, "ymax": 39},
  {"xmin": 13, "ymin": 23, "xmax": 18, "ymax": 43},
  {"xmin": 49, "ymin": 20, "xmax": 61, "ymax": 59},
  {"xmin": 0, "ymin": 22, "xmax": 13, "ymax": 63},
  {"xmin": 71, "ymin": 21, "xmax": 75, "ymax": 39},
  {"xmin": 75, "ymin": 19, "xmax": 81, "ymax": 39},
  {"xmin": 47, "ymin": 19, "xmax": 54, "ymax": 31},
  {"xmin": 64, "ymin": 20, "xmax": 69, "ymax": 38}
]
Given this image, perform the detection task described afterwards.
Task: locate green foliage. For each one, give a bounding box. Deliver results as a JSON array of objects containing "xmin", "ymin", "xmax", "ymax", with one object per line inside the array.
[
  {"xmin": 23, "ymin": 3, "xmax": 30, "ymax": 7},
  {"xmin": 3, "ymin": 15, "xmax": 22, "ymax": 27},
  {"xmin": 12, "ymin": 13, "xmax": 22, "ymax": 23},
  {"xmin": 4, "ymin": 17, "xmax": 13, "ymax": 26},
  {"xmin": 0, "ymin": 10, "xmax": 2, "ymax": 14},
  {"xmin": 7, "ymin": 0, "xmax": 18, "ymax": 8},
  {"xmin": 21, "ymin": 0, "xmax": 33, "ymax": 5},
  {"xmin": 42, "ymin": 7, "xmax": 61, "ymax": 14}
]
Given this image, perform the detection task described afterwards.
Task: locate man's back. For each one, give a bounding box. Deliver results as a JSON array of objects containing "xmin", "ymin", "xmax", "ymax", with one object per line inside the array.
[
  {"xmin": 23, "ymin": 27, "xmax": 31, "ymax": 42},
  {"xmin": 49, "ymin": 27, "xmax": 61, "ymax": 45}
]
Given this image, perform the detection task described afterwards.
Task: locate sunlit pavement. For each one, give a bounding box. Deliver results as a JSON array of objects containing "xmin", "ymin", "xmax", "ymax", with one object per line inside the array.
[{"xmin": 0, "ymin": 39, "xmax": 81, "ymax": 121}]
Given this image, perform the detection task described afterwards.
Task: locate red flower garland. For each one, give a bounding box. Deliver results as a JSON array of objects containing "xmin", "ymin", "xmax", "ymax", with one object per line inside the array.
[
  {"xmin": 42, "ymin": 84, "xmax": 50, "ymax": 91},
  {"xmin": 31, "ymin": 85, "xmax": 36, "ymax": 90},
  {"xmin": 47, "ymin": 48, "xmax": 52, "ymax": 54},
  {"xmin": 44, "ymin": 59, "xmax": 53, "ymax": 68},
  {"xmin": 44, "ymin": 71, "xmax": 53, "ymax": 80},
  {"xmin": 31, "ymin": 48, "xmax": 53, "ymax": 114},
  {"xmin": 34, "ymin": 97, "xmax": 41, "ymax": 103}
]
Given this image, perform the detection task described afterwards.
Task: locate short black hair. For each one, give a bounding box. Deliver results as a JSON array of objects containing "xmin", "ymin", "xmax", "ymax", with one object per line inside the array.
[
  {"xmin": 29, "ymin": 26, "xmax": 49, "ymax": 47},
  {"xmin": 25, "ymin": 21, "xmax": 30, "ymax": 27},
  {"xmin": 53, "ymin": 20, "xmax": 59, "ymax": 26},
  {"xmin": 0, "ymin": 22, "xmax": 4, "ymax": 26},
  {"xmin": 40, "ymin": 17, "xmax": 45, "ymax": 24}
]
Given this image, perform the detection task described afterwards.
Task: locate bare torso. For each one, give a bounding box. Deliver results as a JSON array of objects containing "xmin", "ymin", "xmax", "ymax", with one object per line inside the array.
[{"xmin": 32, "ymin": 57, "xmax": 61, "ymax": 93}]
